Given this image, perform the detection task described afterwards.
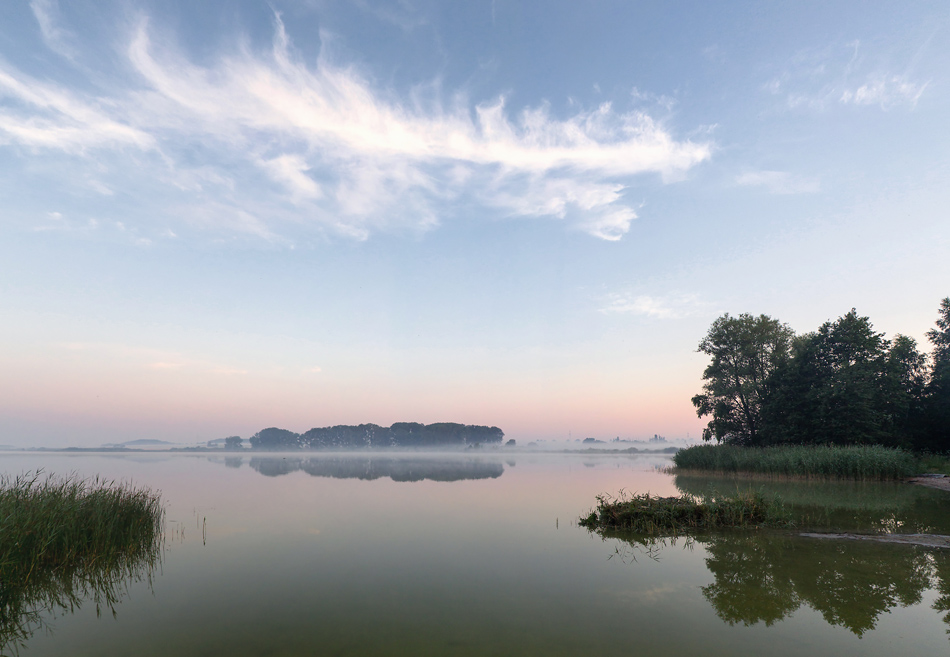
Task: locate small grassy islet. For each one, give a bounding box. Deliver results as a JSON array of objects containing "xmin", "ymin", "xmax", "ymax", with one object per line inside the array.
[{"xmin": 579, "ymin": 491, "xmax": 790, "ymax": 533}]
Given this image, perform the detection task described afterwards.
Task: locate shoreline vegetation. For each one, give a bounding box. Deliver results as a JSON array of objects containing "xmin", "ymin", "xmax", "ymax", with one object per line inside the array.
[
  {"xmin": 671, "ymin": 444, "xmax": 920, "ymax": 480},
  {"xmin": 579, "ymin": 491, "xmax": 790, "ymax": 533},
  {"xmin": 0, "ymin": 472, "xmax": 164, "ymax": 651},
  {"xmin": 680, "ymin": 298, "xmax": 949, "ymax": 480},
  {"xmin": 692, "ymin": 299, "xmax": 949, "ymax": 453},
  {"xmin": 5, "ymin": 445, "xmax": 682, "ymax": 455}
]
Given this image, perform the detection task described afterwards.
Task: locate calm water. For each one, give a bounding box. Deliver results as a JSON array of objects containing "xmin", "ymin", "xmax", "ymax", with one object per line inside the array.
[{"xmin": 2, "ymin": 451, "xmax": 949, "ymax": 656}]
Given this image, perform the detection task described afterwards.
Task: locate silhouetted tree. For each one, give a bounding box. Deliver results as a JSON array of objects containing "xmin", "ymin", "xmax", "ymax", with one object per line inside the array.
[
  {"xmin": 782, "ymin": 310, "xmax": 891, "ymax": 445},
  {"xmin": 691, "ymin": 313, "xmax": 795, "ymax": 445},
  {"xmin": 248, "ymin": 428, "xmax": 300, "ymax": 450},
  {"xmin": 699, "ymin": 307, "xmax": 933, "ymax": 447},
  {"xmin": 921, "ymin": 297, "xmax": 950, "ymax": 450},
  {"xmin": 254, "ymin": 423, "xmax": 504, "ymax": 450}
]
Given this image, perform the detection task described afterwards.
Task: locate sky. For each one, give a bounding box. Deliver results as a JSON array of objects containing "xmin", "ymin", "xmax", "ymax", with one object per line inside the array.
[{"xmin": 1, "ymin": 0, "xmax": 948, "ymax": 447}]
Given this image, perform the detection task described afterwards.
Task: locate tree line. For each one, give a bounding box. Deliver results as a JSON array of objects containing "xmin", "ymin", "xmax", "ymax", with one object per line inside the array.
[
  {"xmin": 248, "ymin": 422, "xmax": 505, "ymax": 450},
  {"xmin": 692, "ymin": 298, "xmax": 950, "ymax": 450}
]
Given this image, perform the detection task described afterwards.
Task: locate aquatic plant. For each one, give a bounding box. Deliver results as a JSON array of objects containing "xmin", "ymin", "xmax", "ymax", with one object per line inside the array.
[
  {"xmin": 671, "ymin": 444, "xmax": 918, "ymax": 480},
  {"xmin": 917, "ymin": 452, "xmax": 950, "ymax": 475},
  {"xmin": 579, "ymin": 490, "xmax": 789, "ymax": 534},
  {"xmin": 0, "ymin": 471, "xmax": 164, "ymax": 653}
]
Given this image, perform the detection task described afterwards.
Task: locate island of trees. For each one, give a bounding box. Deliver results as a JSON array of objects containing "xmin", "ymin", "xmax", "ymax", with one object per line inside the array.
[
  {"xmin": 247, "ymin": 422, "xmax": 505, "ymax": 450},
  {"xmin": 691, "ymin": 297, "xmax": 949, "ymax": 451}
]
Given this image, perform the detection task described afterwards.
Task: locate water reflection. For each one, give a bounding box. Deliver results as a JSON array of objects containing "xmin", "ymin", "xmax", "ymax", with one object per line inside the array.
[
  {"xmin": 600, "ymin": 528, "xmax": 950, "ymax": 637},
  {"xmin": 703, "ymin": 532, "xmax": 939, "ymax": 635},
  {"xmin": 673, "ymin": 473, "xmax": 950, "ymax": 535},
  {"xmin": 0, "ymin": 538, "xmax": 161, "ymax": 653},
  {"xmin": 219, "ymin": 456, "xmax": 505, "ymax": 482},
  {"xmin": 586, "ymin": 474, "xmax": 950, "ymax": 637}
]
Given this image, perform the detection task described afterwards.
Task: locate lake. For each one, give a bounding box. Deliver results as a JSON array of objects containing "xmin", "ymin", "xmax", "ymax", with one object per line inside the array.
[{"xmin": 2, "ymin": 451, "xmax": 949, "ymax": 656}]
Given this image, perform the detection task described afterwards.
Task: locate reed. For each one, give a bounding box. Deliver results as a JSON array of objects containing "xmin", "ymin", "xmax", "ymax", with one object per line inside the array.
[
  {"xmin": 0, "ymin": 471, "xmax": 164, "ymax": 652},
  {"xmin": 0, "ymin": 471, "xmax": 163, "ymax": 576},
  {"xmin": 917, "ymin": 452, "xmax": 950, "ymax": 475},
  {"xmin": 579, "ymin": 490, "xmax": 789, "ymax": 533},
  {"xmin": 671, "ymin": 444, "xmax": 918, "ymax": 480}
]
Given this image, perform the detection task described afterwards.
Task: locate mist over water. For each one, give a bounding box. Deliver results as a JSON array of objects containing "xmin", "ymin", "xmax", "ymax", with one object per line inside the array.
[
  {"xmin": 1, "ymin": 451, "xmax": 947, "ymax": 656},
  {"xmin": 240, "ymin": 455, "xmax": 505, "ymax": 481}
]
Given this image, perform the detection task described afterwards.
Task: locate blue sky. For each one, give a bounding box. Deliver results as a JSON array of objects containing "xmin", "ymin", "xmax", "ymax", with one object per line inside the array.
[{"xmin": 1, "ymin": 0, "xmax": 948, "ymax": 446}]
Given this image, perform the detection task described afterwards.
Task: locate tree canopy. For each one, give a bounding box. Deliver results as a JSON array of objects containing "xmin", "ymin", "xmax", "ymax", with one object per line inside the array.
[
  {"xmin": 693, "ymin": 300, "xmax": 949, "ymax": 450},
  {"xmin": 921, "ymin": 297, "xmax": 950, "ymax": 450},
  {"xmin": 248, "ymin": 423, "xmax": 504, "ymax": 450},
  {"xmin": 691, "ymin": 313, "xmax": 794, "ymax": 445}
]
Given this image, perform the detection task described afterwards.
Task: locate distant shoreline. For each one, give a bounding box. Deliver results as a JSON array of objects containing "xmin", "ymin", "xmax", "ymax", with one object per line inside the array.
[{"xmin": 0, "ymin": 446, "xmax": 681, "ymax": 455}]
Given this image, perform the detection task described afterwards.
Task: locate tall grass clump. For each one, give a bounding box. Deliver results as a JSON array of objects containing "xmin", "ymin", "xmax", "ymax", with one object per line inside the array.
[
  {"xmin": 579, "ymin": 491, "xmax": 789, "ymax": 534},
  {"xmin": 917, "ymin": 452, "xmax": 950, "ymax": 475},
  {"xmin": 0, "ymin": 471, "xmax": 164, "ymax": 652},
  {"xmin": 672, "ymin": 444, "xmax": 918, "ymax": 480}
]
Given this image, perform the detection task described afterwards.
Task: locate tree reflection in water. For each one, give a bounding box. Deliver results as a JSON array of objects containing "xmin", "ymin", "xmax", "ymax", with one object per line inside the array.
[
  {"xmin": 598, "ymin": 528, "xmax": 948, "ymax": 636},
  {"xmin": 587, "ymin": 473, "xmax": 950, "ymax": 637},
  {"xmin": 702, "ymin": 532, "xmax": 934, "ymax": 635},
  {"xmin": 934, "ymin": 552, "xmax": 950, "ymax": 634},
  {"xmin": 232, "ymin": 456, "xmax": 505, "ymax": 482}
]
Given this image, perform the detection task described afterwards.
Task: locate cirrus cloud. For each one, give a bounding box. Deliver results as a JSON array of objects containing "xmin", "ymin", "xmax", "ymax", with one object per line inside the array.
[{"xmin": 0, "ymin": 13, "xmax": 711, "ymax": 242}]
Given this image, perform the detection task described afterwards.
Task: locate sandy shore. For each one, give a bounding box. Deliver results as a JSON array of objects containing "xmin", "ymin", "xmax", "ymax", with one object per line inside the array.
[
  {"xmin": 907, "ymin": 475, "xmax": 950, "ymax": 492},
  {"xmin": 801, "ymin": 532, "xmax": 950, "ymax": 548}
]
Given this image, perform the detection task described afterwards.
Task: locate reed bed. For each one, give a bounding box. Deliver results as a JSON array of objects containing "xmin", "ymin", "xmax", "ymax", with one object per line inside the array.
[
  {"xmin": 0, "ymin": 471, "xmax": 164, "ymax": 652},
  {"xmin": 0, "ymin": 471, "xmax": 163, "ymax": 578},
  {"xmin": 917, "ymin": 452, "xmax": 950, "ymax": 475},
  {"xmin": 579, "ymin": 491, "xmax": 789, "ymax": 534},
  {"xmin": 671, "ymin": 444, "xmax": 918, "ymax": 480}
]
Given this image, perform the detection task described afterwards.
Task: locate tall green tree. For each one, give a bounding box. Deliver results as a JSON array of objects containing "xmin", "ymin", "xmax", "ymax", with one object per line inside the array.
[
  {"xmin": 921, "ymin": 297, "xmax": 950, "ymax": 450},
  {"xmin": 928, "ymin": 297, "xmax": 950, "ymax": 365},
  {"xmin": 809, "ymin": 309, "xmax": 890, "ymax": 445},
  {"xmin": 762, "ymin": 310, "xmax": 891, "ymax": 445},
  {"xmin": 692, "ymin": 313, "xmax": 795, "ymax": 445},
  {"xmin": 881, "ymin": 334, "xmax": 927, "ymax": 445},
  {"xmin": 760, "ymin": 310, "xmax": 927, "ymax": 447}
]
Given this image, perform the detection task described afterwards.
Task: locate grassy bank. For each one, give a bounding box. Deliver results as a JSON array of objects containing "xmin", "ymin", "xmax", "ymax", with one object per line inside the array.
[
  {"xmin": 917, "ymin": 453, "xmax": 950, "ymax": 475},
  {"xmin": 0, "ymin": 471, "xmax": 164, "ymax": 650},
  {"xmin": 579, "ymin": 491, "xmax": 789, "ymax": 533},
  {"xmin": 671, "ymin": 444, "xmax": 918, "ymax": 480}
]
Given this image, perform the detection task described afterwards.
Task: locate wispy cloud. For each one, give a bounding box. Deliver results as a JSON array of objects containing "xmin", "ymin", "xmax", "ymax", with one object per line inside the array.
[
  {"xmin": 0, "ymin": 13, "xmax": 710, "ymax": 242},
  {"xmin": 259, "ymin": 154, "xmax": 323, "ymax": 202},
  {"xmin": 600, "ymin": 293, "xmax": 706, "ymax": 319},
  {"xmin": 765, "ymin": 41, "xmax": 928, "ymax": 112},
  {"xmin": 29, "ymin": 0, "xmax": 78, "ymax": 61},
  {"xmin": 0, "ymin": 67, "xmax": 153, "ymax": 151},
  {"xmin": 736, "ymin": 170, "xmax": 819, "ymax": 195},
  {"xmin": 839, "ymin": 74, "xmax": 927, "ymax": 108}
]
